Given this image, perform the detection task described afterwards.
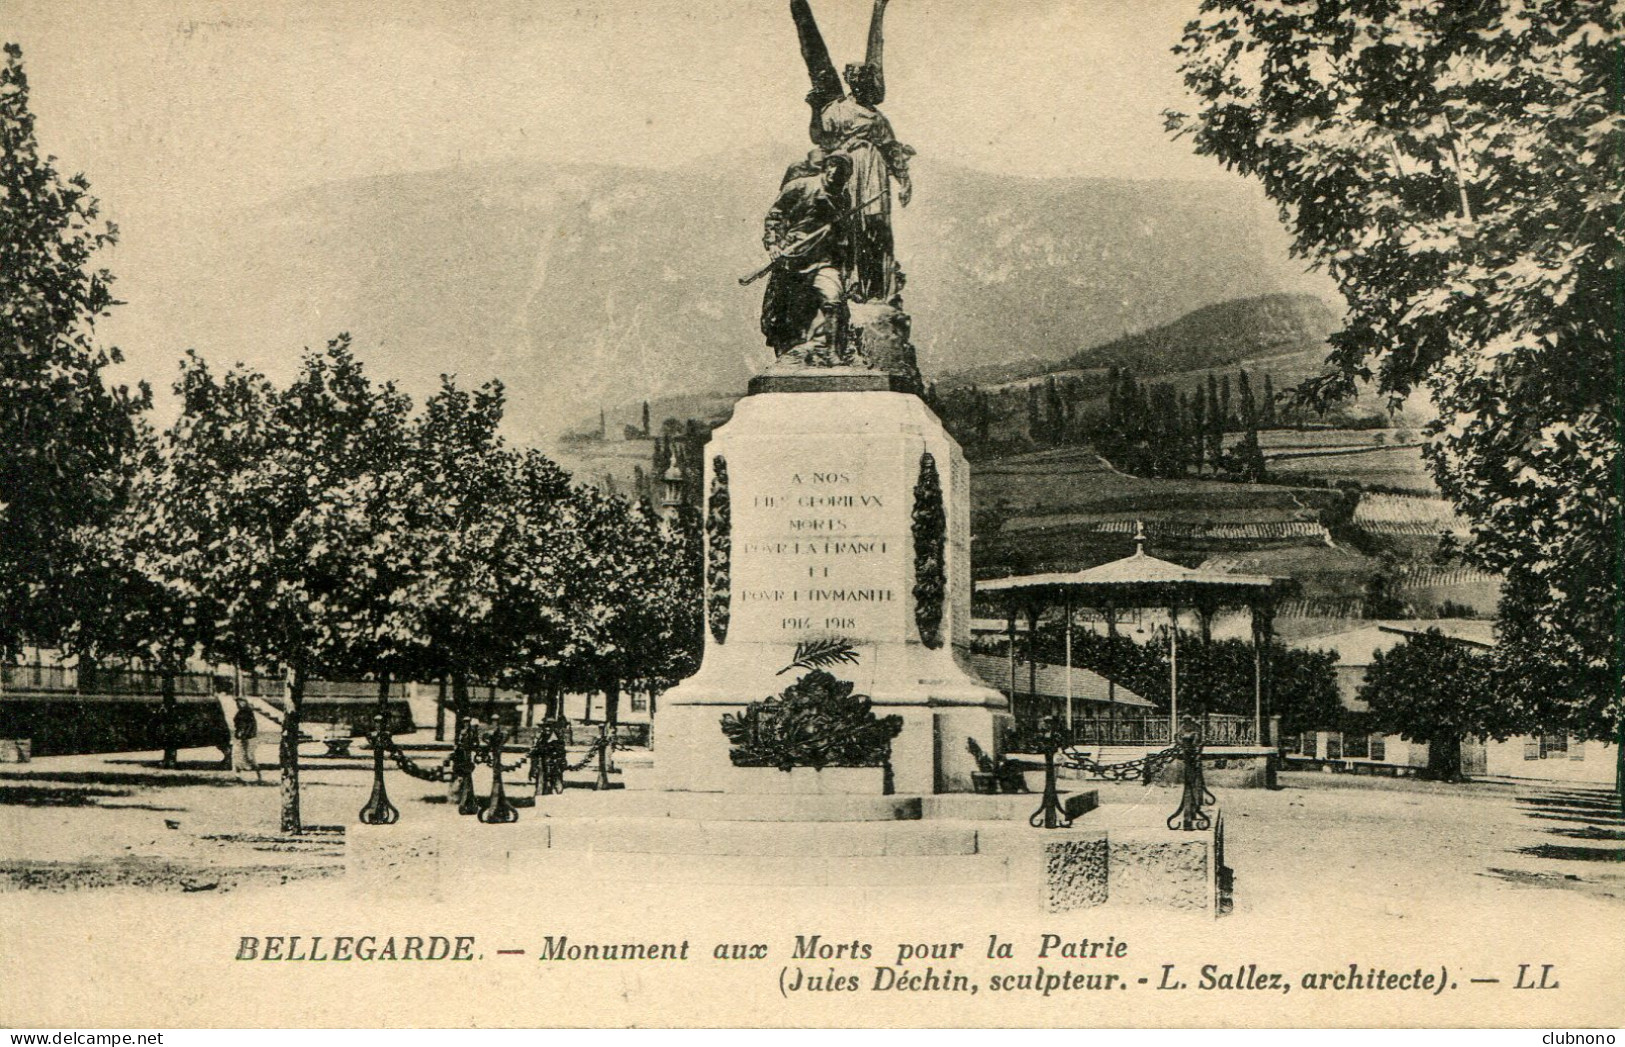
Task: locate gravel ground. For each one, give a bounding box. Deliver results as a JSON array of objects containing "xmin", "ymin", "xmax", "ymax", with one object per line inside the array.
[
  {"xmin": 1, "ymin": 745, "xmax": 1618, "ymax": 912},
  {"xmin": 1, "ymin": 747, "xmax": 1621, "ymax": 1027}
]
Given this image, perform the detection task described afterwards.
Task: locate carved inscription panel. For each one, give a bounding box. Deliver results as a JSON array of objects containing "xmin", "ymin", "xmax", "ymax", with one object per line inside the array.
[{"xmin": 729, "ymin": 445, "xmax": 910, "ymax": 644}]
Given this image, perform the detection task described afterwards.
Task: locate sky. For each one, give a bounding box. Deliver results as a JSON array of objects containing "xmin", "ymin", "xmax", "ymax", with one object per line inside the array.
[
  {"xmin": 11, "ymin": 1, "xmax": 1228, "ymax": 224},
  {"xmin": 7, "ymin": 1, "xmax": 1288, "ymax": 411}
]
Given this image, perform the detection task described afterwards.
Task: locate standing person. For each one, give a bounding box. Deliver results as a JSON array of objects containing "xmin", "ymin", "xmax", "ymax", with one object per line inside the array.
[{"xmin": 232, "ymin": 698, "xmax": 262, "ymax": 782}]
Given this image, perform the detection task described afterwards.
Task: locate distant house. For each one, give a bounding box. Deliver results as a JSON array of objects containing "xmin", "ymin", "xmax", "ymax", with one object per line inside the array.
[{"xmin": 1287, "ymin": 620, "xmax": 1617, "ymax": 783}]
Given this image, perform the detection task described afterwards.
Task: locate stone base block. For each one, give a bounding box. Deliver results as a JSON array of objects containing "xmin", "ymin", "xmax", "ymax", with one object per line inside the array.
[
  {"xmin": 1107, "ymin": 828, "xmax": 1221, "ymax": 912},
  {"xmin": 346, "ymin": 790, "xmax": 1228, "ymax": 915},
  {"xmin": 724, "ymin": 765, "xmax": 888, "ymax": 794},
  {"xmin": 1043, "ymin": 837, "xmax": 1111, "ymax": 911}
]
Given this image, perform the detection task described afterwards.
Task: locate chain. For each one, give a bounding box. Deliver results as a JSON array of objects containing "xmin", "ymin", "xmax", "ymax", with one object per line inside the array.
[
  {"xmin": 480, "ymin": 749, "xmax": 531, "ymax": 774},
  {"xmin": 379, "ymin": 730, "xmax": 622, "ymax": 782},
  {"xmin": 1058, "ymin": 745, "xmax": 1179, "ymax": 782},
  {"xmin": 564, "ymin": 735, "xmax": 622, "ymax": 772},
  {"xmin": 382, "ymin": 738, "xmax": 456, "ymax": 783}
]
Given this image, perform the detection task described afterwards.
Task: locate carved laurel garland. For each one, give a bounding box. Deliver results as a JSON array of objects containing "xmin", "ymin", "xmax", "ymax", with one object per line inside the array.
[
  {"xmin": 911, "ymin": 451, "xmax": 946, "ymax": 649},
  {"xmin": 706, "ymin": 455, "xmax": 731, "ymax": 645}
]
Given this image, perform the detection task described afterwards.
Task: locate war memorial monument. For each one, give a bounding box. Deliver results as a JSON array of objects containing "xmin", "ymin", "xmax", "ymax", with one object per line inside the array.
[
  {"xmin": 655, "ymin": 0, "xmax": 1011, "ymax": 797},
  {"xmin": 349, "ymin": 0, "xmax": 1234, "ymax": 915}
]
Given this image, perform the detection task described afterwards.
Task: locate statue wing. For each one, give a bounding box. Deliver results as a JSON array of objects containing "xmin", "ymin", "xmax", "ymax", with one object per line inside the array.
[
  {"xmin": 791, "ymin": 0, "xmax": 843, "ymax": 111},
  {"xmin": 864, "ymin": 0, "xmax": 887, "ymax": 104}
]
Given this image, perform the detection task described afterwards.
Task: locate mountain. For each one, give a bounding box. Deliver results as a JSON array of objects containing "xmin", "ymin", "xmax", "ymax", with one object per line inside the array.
[
  {"xmin": 109, "ymin": 153, "xmax": 1330, "ymax": 443},
  {"xmin": 940, "ymin": 293, "xmax": 1340, "ymax": 390},
  {"xmin": 1065, "ymin": 293, "xmax": 1339, "ymax": 374}
]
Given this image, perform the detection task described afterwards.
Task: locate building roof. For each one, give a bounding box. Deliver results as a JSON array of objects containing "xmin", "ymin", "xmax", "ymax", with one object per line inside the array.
[
  {"xmin": 975, "ymin": 524, "xmax": 1287, "ymax": 608},
  {"xmin": 1378, "ymin": 620, "xmax": 1496, "ymax": 649},
  {"xmin": 968, "ymin": 653, "xmax": 1154, "ymax": 709},
  {"xmin": 1290, "ymin": 619, "xmax": 1497, "ymax": 667}
]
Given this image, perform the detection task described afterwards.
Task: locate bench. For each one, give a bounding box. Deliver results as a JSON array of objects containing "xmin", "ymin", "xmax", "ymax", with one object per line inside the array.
[{"xmin": 306, "ymin": 722, "xmax": 354, "ymax": 757}]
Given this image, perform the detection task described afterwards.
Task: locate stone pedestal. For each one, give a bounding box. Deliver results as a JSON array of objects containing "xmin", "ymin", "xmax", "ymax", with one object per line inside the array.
[{"xmin": 658, "ymin": 389, "xmax": 1008, "ymax": 794}]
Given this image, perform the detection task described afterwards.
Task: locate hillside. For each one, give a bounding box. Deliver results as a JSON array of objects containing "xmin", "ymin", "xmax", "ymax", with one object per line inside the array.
[
  {"xmin": 113, "ymin": 154, "xmax": 1328, "ymax": 444},
  {"xmin": 943, "ymin": 293, "xmax": 1339, "ymax": 390}
]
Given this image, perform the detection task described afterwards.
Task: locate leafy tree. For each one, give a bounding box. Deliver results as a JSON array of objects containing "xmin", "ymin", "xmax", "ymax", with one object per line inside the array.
[
  {"xmin": 1359, "ymin": 629, "xmax": 1515, "ymax": 781},
  {"xmin": 0, "ymin": 44, "xmax": 147, "ymax": 653},
  {"xmin": 1362, "ymin": 561, "xmax": 1412, "ymax": 619},
  {"xmin": 1170, "ymin": 1, "xmax": 1624, "ymax": 774},
  {"xmin": 62, "ymin": 419, "xmax": 217, "ymax": 768},
  {"xmin": 495, "ymin": 448, "xmax": 580, "ymax": 723},
  {"xmin": 1191, "ymin": 384, "xmax": 1209, "ymax": 472},
  {"xmin": 399, "ymin": 376, "xmax": 523, "ymax": 802},
  {"xmin": 164, "ymin": 339, "xmax": 413, "ymax": 831}
]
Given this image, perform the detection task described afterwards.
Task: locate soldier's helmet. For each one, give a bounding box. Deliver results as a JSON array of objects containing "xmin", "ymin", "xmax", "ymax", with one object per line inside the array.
[{"xmin": 820, "ymin": 152, "xmax": 853, "ymax": 188}]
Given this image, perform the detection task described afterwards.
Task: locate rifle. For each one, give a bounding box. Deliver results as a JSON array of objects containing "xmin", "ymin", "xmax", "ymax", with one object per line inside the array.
[{"xmin": 738, "ymin": 189, "xmax": 887, "ymax": 286}]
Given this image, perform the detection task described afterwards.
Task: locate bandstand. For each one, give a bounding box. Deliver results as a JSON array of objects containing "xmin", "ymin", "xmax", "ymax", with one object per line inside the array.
[{"xmin": 976, "ymin": 523, "xmax": 1295, "ymax": 751}]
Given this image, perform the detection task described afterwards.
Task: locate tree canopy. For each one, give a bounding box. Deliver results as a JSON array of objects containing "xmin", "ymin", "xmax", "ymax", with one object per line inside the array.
[
  {"xmin": 0, "ymin": 44, "xmax": 147, "ymax": 652},
  {"xmin": 1169, "ymin": 0, "xmax": 1623, "ymax": 741},
  {"xmin": 1359, "ymin": 628, "xmax": 1513, "ymax": 780}
]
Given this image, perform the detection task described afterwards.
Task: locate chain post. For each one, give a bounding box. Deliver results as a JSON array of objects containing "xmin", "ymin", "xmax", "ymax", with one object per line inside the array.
[
  {"xmin": 593, "ymin": 721, "xmax": 612, "ymax": 790},
  {"xmin": 1027, "ymin": 716, "xmax": 1073, "ymax": 830},
  {"xmin": 479, "ymin": 727, "xmax": 520, "ymax": 824},
  {"xmin": 358, "ymin": 708, "xmax": 400, "ymax": 826},
  {"xmin": 451, "ymin": 722, "xmax": 480, "ymax": 815},
  {"xmin": 1166, "ymin": 719, "xmax": 1215, "ymax": 832}
]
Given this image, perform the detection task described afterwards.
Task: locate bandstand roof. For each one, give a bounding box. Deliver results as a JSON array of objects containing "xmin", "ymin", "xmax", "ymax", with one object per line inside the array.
[{"xmin": 976, "ymin": 524, "xmax": 1289, "ymax": 609}]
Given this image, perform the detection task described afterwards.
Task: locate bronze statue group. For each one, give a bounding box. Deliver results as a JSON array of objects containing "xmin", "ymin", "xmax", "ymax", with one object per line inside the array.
[{"xmin": 759, "ymin": 0, "xmax": 915, "ymax": 366}]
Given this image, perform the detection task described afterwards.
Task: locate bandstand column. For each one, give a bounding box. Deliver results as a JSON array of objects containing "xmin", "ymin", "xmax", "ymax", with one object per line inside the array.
[
  {"xmin": 1063, "ymin": 591, "xmax": 1074, "ymax": 734},
  {"xmin": 1168, "ymin": 602, "xmax": 1180, "ymax": 736}
]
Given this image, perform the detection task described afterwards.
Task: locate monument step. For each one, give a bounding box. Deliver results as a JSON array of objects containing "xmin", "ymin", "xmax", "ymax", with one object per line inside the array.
[
  {"xmin": 535, "ymin": 791, "xmax": 925, "ymax": 822},
  {"xmin": 544, "ymin": 818, "xmax": 980, "ymax": 858},
  {"xmin": 531, "ymin": 849, "xmax": 1014, "ymax": 888},
  {"xmin": 526, "ymin": 789, "xmax": 1098, "ymax": 823}
]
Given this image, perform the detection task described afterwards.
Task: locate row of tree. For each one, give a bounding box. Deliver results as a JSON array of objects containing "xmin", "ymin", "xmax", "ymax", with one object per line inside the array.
[
  {"xmin": 1094, "ymin": 368, "xmax": 1270, "ymax": 481},
  {"xmin": 0, "ymin": 43, "xmax": 701, "ymax": 832},
  {"xmin": 1005, "ymin": 620, "xmax": 1345, "ymax": 738},
  {"xmin": 66, "ymin": 341, "xmax": 703, "ymax": 832}
]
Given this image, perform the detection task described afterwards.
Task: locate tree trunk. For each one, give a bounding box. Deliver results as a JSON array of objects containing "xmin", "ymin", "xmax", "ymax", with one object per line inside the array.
[
  {"xmin": 447, "ymin": 672, "xmax": 473, "ymax": 806},
  {"xmin": 1426, "ymin": 730, "xmax": 1464, "ymax": 782},
  {"xmin": 1616, "ymin": 720, "xmax": 1623, "ymax": 818},
  {"xmin": 280, "ymin": 664, "xmax": 306, "ymax": 834},
  {"xmin": 545, "ymin": 680, "xmax": 561, "ymax": 722},
  {"xmin": 596, "ymin": 678, "xmax": 620, "ymax": 789},
  {"xmin": 451, "ymin": 672, "xmax": 469, "ymax": 734},
  {"xmin": 434, "ymin": 674, "xmax": 447, "ymax": 742},
  {"xmin": 160, "ymin": 670, "xmax": 178, "ymax": 769}
]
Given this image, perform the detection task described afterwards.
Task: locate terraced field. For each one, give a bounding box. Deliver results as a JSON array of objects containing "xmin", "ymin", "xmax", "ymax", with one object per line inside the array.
[
  {"xmin": 1269, "ymin": 444, "xmax": 1439, "ymax": 493},
  {"xmin": 969, "ymin": 447, "xmax": 1357, "ymax": 581}
]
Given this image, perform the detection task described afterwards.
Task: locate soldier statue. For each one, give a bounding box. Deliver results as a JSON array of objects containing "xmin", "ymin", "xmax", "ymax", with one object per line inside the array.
[{"xmin": 759, "ymin": 152, "xmax": 853, "ymax": 363}]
